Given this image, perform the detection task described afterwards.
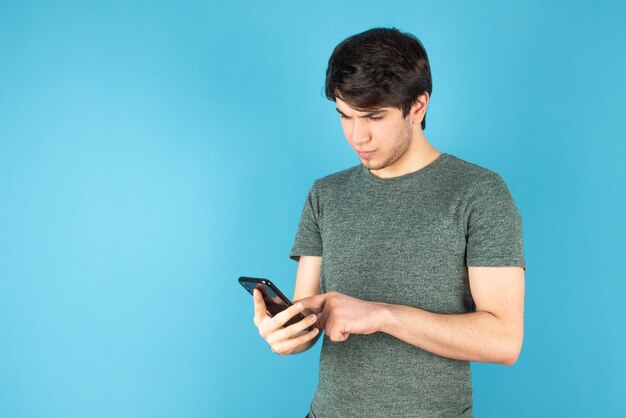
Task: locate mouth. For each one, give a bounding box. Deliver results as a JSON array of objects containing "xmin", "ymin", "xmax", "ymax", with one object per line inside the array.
[{"xmin": 357, "ymin": 150, "xmax": 376, "ymax": 159}]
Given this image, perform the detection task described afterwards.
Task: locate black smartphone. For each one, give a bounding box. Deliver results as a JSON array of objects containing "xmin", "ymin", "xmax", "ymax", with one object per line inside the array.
[{"xmin": 238, "ymin": 276, "xmax": 313, "ymax": 331}]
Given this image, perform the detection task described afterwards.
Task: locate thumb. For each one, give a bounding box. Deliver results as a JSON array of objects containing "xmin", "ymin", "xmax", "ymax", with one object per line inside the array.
[{"xmin": 253, "ymin": 288, "xmax": 267, "ymax": 319}]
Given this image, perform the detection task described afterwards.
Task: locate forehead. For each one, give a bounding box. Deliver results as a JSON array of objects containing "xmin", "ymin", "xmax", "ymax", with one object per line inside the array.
[{"xmin": 335, "ymin": 98, "xmax": 393, "ymax": 115}]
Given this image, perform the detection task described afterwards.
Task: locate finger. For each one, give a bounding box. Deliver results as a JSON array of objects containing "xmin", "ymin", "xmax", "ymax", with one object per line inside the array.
[
  {"xmin": 327, "ymin": 317, "xmax": 349, "ymax": 342},
  {"xmin": 270, "ymin": 301, "xmax": 307, "ymax": 329},
  {"xmin": 298, "ymin": 293, "xmax": 328, "ymax": 311},
  {"xmin": 326, "ymin": 315, "xmax": 338, "ymax": 341},
  {"xmin": 253, "ymin": 288, "xmax": 267, "ymax": 322},
  {"xmin": 272, "ymin": 327, "xmax": 320, "ymax": 355},
  {"xmin": 268, "ymin": 312, "xmax": 319, "ymax": 345},
  {"xmin": 316, "ymin": 312, "xmax": 326, "ymax": 329}
]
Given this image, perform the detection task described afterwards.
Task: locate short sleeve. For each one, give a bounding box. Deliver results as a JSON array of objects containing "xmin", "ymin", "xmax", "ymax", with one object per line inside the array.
[
  {"xmin": 465, "ymin": 173, "xmax": 526, "ymax": 270},
  {"xmin": 289, "ymin": 181, "xmax": 323, "ymax": 261}
]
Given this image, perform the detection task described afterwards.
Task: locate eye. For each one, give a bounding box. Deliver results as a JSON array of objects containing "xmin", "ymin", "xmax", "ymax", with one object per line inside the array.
[{"xmin": 339, "ymin": 114, "xmax": 382, "ymax": 120}]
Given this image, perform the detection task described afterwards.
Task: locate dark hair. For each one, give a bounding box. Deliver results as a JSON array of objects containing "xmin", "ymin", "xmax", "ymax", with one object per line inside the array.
[{"xmin": 324, "ymin": 27, "xmax": 432, "ymax": 130}]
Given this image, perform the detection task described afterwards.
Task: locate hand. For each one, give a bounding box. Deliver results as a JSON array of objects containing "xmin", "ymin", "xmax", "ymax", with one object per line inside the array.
[
  {"xmin": 298, "ymin": 291, "xmax": 386, "ymax": 342},
  {"xmin": 252, "ymin": 288, "xmax": 320, "ymax": 356}
]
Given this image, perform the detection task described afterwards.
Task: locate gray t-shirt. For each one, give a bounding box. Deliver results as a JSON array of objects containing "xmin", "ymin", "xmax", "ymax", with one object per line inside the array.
[{"xmin": 289, "ymin": 152, "xmax": 526, "ymax": 418}]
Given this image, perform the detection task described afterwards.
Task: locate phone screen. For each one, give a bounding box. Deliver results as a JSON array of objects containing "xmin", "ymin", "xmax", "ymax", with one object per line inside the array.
[
  {"xmin": 255, "ymin": 283, "xmax": 292, "ymax": 319},
  {"xmin": 239, "ymin": 277, "xmax": 309, "ymax": 329}
]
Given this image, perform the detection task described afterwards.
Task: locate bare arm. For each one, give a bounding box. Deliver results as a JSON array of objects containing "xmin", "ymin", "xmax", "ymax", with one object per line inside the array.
[
  {"xmin": 289, "ymin": 255, "xmax": 323, "ymax": 354},
  {"xmin": 292, "ymin": 255, "xmax": 322, "ymax": 307},
  {"xmin": 377, "ymin": 266, "xmax": 525, "ymax": 365}
]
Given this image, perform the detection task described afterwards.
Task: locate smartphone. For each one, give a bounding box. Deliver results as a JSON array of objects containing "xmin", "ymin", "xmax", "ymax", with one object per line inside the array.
[{"xmin": 238, "ymin": 276, "xmax": 313, "ymax": 331}]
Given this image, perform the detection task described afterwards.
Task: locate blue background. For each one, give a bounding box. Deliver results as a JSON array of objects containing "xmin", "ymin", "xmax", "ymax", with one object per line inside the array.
[{"xmin": 1, "ymin": 1, "xmax": 624, "ymax": 417}]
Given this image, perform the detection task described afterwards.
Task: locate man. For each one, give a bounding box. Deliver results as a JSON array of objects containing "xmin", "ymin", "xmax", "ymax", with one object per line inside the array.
[{"xmin": 253, "ymin": 26, "xmax": 525, "ymax": 417}]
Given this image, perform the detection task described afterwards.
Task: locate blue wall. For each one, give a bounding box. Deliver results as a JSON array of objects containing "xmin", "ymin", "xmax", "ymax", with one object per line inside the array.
[{"xmin": 1, "ymin": 1, "xmax": 624, "ymax": 417}]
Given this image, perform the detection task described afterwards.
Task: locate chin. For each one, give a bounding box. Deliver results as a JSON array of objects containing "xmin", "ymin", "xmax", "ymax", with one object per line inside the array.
[{"xmin": 361, "ymin": 159, "xmax": 383, "ymax": 169}]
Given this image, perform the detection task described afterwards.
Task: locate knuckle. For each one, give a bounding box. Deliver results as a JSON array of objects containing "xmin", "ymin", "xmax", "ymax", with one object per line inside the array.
[{"xmin": 269, "ymin": 317, "xmax": 279, "ymax": 329}]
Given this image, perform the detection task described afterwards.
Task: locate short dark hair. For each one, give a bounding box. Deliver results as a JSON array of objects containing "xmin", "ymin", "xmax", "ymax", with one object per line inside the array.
[{"xmin": 324, "ymin": 27, "xmax": 432, "ymax": 130}]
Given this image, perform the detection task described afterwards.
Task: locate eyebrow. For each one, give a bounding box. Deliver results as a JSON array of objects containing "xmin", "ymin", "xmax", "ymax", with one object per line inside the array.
[{"xmin": 335, "ymin": 107, "xmax": 388, "ymax": 118}]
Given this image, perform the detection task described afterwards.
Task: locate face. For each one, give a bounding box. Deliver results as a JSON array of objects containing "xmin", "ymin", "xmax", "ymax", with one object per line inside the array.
[{"xmin": 335, "ymin": 97, "xmax": 415, "ymax": 171}]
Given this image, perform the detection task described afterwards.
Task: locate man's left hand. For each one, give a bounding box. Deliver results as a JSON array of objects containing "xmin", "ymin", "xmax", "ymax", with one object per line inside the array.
[{"xmin": 297, "ymin": 291, "xmax": 386, "ymax": 342}]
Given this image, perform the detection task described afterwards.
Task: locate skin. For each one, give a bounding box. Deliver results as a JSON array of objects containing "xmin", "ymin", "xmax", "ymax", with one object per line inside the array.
[
  {"xmin": 253, "ymin": 92, "xmax": 525, "ymax": 365},
  {"xmin": 334, "ymin": 94, "xmax": 442, "ymax": 179},
  {"xmin": 253, "ymin": 287, "xmax": 320, "ymax": 356}
]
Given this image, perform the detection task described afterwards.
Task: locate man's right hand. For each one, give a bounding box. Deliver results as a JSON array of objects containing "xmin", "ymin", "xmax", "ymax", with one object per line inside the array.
[{"xmin": 253, "ymin": 288, "xmax": 321, "ymax": 356}]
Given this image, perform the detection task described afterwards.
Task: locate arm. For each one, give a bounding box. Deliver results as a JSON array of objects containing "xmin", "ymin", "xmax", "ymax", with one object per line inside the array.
[
  {"xmin": 299, "ymin": 266, "xmax": 525, "ymax": 364},
  {"xmin": 377, "ymin": 266, "xmax": 525, "ymax": 365},
  {"xmin": 290, "ymin": 255, "xmax": 324, "ymax": 354}
]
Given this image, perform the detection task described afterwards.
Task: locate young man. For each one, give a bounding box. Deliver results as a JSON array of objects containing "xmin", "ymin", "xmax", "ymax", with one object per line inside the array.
[{"xmin": 253, "ymin": 27, "xmax": 526, "ymax": 417}]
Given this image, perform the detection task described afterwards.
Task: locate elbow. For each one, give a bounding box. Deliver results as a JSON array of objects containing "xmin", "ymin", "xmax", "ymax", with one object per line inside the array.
[
  {"xmin": 499, "ymin": 335, "xmax": 523, "ymax": 366},
  {"xmin": 500, "ymin": 353, "xmax": 519, "ymax": 366}
]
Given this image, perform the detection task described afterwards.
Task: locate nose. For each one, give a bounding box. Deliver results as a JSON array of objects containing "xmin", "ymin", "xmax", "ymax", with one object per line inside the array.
[{"xmin": 350, "ymin": 119, "xmax": 371, "ymax": 145}]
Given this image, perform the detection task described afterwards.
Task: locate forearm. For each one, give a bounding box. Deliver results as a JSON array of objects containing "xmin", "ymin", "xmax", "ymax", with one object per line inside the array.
[{"xmin": 377, "ymin": 303, "xmax": 522, "ymax": 365}]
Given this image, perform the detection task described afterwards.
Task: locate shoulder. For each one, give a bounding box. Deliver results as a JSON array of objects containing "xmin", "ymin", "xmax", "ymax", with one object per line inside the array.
[
  {"xmin": 311, "ymin": 164, "xmax": 362, "ymax": 192},
  {"xmin": 444, "ymin": 154, "xmax": 501, "ymax": 181},
  {"xmin": 443, "ymin": 153, "xmax": 509, "ymax": 194},
  {"xmin": 443, "ymin": 155, "xmax": 522, "ymax": 224}
]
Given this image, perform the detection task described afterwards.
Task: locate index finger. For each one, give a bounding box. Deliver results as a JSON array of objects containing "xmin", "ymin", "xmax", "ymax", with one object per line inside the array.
[
  {"xmin": 298, "ymin": 293, "xmax": 329, "ymax": 311},
  {"xmin": 271, "ymin": 301, "xmax": 307, "ymax": 328}
]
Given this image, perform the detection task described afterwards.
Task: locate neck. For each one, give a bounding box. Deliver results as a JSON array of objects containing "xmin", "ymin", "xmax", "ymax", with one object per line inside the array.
[{"xmin": 369, "ymin": 132, "xmax": 442, "ymax": 179}]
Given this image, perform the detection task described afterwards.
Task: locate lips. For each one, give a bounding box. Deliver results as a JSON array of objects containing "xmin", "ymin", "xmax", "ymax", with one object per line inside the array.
[{"xmin": 357, "ymin": 150, "xmax": 375, "ymax": 159}]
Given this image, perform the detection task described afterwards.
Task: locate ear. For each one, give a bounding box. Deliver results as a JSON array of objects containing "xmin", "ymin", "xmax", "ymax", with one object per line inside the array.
[{"xmin": 409, "ymin": 92, "xmax": 429, "ymax": 127}]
